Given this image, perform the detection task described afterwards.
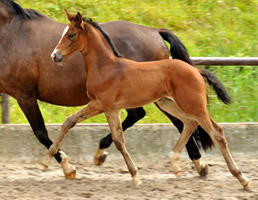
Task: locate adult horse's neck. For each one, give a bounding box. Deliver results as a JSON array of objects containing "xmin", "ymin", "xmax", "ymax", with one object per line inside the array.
[
  {"xmin": 0, "ymin": 0, "xmax": 41, "ymax": 21},
  {"xmin": 81, "ymin": 24, "xmax": 117, "ymax": 75}
]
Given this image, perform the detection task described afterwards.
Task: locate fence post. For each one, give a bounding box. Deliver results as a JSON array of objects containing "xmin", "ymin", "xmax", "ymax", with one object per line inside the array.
[{"xmin": 1, "ymin": 93, "xmax": 10, "ymax": 124}]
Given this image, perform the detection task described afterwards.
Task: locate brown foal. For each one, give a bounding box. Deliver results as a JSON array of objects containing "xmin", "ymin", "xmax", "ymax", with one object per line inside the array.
[{"xmin": 42, "ymin": 11, "xmax": 250, "ymax": 189}]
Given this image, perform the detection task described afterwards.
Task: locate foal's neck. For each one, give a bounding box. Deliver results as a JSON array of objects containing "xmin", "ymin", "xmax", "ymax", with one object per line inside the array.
[{"xmin": 82, "ymin": 26, "xmax": 117, "ymax": 75}]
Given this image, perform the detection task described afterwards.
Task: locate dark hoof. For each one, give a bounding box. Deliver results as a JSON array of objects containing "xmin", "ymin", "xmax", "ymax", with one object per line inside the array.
[
  {"xmin": 199, "ymin": 164, "xmax": 209, "ymax": 177},
  {"xmin": 94, "ymin": 150, "xmax": 108, "ymax": 166},
  {"xmin": 96, "ymin": 154, "xmax": 108, "ymax": 166}
]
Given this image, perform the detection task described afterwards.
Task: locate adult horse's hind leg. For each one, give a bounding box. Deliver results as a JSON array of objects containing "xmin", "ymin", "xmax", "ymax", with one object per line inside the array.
[
  {"xmin": 155, "ymin": 103, "xmax": 208, "ymax": 176},
  {"xmin": 94, "ymin": 107, "xmax": 145, "ymax": 165},
  {"xmin": 156, "ymin": 98, "xmax": 198, "ymax": 177},
  {"xmin": 105, "ymin": 109, "xmax": 141, "ymax": 186},
  {"xmin": 198, "ymin": 117, "xmax": 250, "ymax": 190}
]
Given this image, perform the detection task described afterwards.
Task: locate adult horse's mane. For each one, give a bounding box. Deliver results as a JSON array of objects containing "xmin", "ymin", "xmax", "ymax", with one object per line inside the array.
[
  {"xmin": 2, "ymin": 0, "xmax": 42, "ymax": 19},
  {"xmin": 83, "ymin": 17, "xmax": 122, "ymax": 58}
]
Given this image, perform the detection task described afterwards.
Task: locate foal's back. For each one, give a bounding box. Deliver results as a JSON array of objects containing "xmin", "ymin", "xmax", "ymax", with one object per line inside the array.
[
  {"xmin": 122, "ymin": 58, "xmax": 204, "ymax": 90},
  {"xmin": 109, "ymin": 58, "xmax": 206, "ymax": 110}
]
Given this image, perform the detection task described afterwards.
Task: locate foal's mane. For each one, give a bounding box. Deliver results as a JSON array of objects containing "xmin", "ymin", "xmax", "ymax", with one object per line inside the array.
[
  {"xmin": 83, "ymin": 17, "xmax": 122, "ymax": 58},
  {"xmin": 2, "ymin": 0, "xmax": 42, "ymax": 19}
]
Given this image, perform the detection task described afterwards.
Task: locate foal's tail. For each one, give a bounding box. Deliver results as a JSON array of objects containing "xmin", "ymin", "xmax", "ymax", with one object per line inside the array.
[
  {"xmin": 200, "ymin": 69, "xmax": 232, "ymax": 104},
  {"xmin": 191, "ymin": 69, "xmax": 231, "ymax": 151},
  {"xmin": 158, "ymin": 28, "xmax": 231, "ymax": 151}
]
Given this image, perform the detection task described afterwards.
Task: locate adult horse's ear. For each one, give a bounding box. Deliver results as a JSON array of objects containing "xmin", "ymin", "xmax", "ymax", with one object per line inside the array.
[{"xmin": 65, "ymin": 9, "xmax": 74, "ymax": 22}]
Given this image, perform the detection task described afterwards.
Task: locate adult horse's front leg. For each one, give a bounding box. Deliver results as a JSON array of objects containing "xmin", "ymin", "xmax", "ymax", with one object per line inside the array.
[
  {"xmin": 94, "ymin": 107, "xmax": 145, "ymax": 165},
  {"xmin": 17, "ymin": 96, "xmax": 66, "ymax": 164},
  {"xmin": 105, "ymin": 109, "xmax": 141, "ymax": 186},
  {"xmin": 41, "ymin": 101, "xmax": 103, "ymax": 179}
]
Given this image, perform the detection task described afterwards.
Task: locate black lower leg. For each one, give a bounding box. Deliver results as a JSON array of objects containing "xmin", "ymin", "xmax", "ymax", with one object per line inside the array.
[
  {"xmin": 185, "ymin": 135, "xmax": 201, "ymax": 160},
  {"xmin": 34, "ymin": 130, "xmax": 62, "ymax": 163},
  {"xmin": 18, "ymin": 98, "xmax": 63, "ymax": 163}
]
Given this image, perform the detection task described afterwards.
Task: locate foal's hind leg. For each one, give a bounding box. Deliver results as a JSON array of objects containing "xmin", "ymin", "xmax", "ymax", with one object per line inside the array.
[
  {"xmin": 105, "ymin": 109, "xmax": 141, "ymax": 186},
  {"xmin": 155, "ymin": 103, "xmax": 208, "ymax": 176},
  {"xmin": 94, "ymin": 107, "xmax": 145, "ymax": 166},
  {"xmin": 156, "ymin": 98, "xmax": 198, "ymax": 177},
  {"xmin": 198, "ymin": 117, "xmax": 250, "ymax": 190}
]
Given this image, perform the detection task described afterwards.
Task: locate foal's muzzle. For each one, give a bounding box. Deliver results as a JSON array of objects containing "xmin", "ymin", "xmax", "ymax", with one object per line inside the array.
[{"xmin": 51, "ymin": 50, "xmax": 64, "ymax": 62}]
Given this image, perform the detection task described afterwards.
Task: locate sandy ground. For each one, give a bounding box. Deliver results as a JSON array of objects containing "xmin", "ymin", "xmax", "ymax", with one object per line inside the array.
[{"xmin": 0, "ymin": 156, "xmax": 258, "ymax": 200}]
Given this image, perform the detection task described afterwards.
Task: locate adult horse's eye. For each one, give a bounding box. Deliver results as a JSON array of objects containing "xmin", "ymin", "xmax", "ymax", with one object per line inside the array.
[{"xmin": 68, "ymin": 33, "xmax": 76, "ymax": 39}]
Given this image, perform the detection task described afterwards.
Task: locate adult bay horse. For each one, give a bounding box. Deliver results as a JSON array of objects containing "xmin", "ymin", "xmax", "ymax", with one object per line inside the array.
[
  {"xmin": 44, "ymin": 11, "xmax": 249, "ymax": 189},
  {"xmin": 0, "ymin": 0, "xmax": 229, "ymax": 175}
]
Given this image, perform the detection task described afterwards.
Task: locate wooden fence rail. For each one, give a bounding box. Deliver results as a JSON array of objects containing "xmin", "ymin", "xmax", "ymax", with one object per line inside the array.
[
  {"xmin": 1, "ymin": 57, "xmax": 258, "ymax": 124},
  {"xmin": 191, "ymin": 57, "xmax": 258, "ymax": 66}
]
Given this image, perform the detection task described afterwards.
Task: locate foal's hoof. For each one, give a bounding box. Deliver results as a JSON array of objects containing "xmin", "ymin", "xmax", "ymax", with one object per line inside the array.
[
  {"xmin": 199, "ymin": 164, "xmax": 209, "ymax": 177},
  {"xmin": 40, "ymin": 154, "xmax": 52, "ymax": 170},
  {"xmin": 132, "ymin": 175, "xmax": 142, "ymax": 187},
  {"xmin": 94, "ymin": 152, "xmax": 108, "ymax": 166},
  {"xmin": 174, "ymin": 170, "xmax": 182, "ymax": 178},
  {"xmin": 243, "ymin": 181, "xmax": 251, "ymax": 191},
  {"xmin": 64, "ymin": 165, "xmax": 76, "ymax": 180},
  {"xmin": 242, "ymin": 177, "xmax": 251, "ymax": 191},
  {"xmin": 39, "ymin": 163, "xmax": 48, "ymax": 171}
]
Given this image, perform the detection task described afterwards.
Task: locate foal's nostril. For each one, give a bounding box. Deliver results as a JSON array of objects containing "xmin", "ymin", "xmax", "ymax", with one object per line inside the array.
[
  {"xmin": 51, "ymin": 53, "xmax": 56, "ymax": 61},
  {"xmin": 51, "ymin": 50, "xmax": 64, "ymax": 62}
]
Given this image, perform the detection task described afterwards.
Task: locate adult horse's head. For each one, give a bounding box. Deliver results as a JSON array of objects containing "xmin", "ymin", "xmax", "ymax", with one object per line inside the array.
[{"xmin": 51, "ymin": 10, "xmax": 85, "ymax": 62}]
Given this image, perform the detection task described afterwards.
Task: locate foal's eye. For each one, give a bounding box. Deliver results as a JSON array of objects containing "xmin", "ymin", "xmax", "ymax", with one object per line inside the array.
[{"xmin": 68, "ymin": 33, "xmax": 76, "ymax": 39}]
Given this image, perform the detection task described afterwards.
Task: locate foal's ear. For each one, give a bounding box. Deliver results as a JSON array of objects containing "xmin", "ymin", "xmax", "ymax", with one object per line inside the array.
[
  {"xmin": 75, "ymin": 12, "xmax": 83, "ymax": 28},
  {"xmin": 64, "ymin": 9, "xmax": 74, "ymax": 22}
]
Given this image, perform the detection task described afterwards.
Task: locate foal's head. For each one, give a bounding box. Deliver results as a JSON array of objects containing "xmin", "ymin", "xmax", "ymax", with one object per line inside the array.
[{"xmin": 51, "ymin": 11, "xmax": 86, "ymax": 62}]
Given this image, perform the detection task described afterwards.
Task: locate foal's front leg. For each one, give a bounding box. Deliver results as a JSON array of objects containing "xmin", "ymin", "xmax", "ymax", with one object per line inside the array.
[
  {"xmin": 105, "ymin": 109, "xmax": 141, "ymax": 186},
  {"xmin": 94, "ymin": 107, "xmax": 146, "ymax": 166},
  {"xmin": 41, "ymin": 101, "xmax": 102, "ymax": 179}
]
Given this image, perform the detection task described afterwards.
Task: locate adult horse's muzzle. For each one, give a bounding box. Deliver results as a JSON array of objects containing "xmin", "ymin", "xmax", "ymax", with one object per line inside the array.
[{"xmin": 51, "ymin": 49, "xmax": 64, "ymax": 62}]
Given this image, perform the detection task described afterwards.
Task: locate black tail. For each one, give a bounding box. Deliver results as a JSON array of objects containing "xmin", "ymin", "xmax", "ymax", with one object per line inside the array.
[
  {"xmin": 159, "ymin": 28, "xmax": 216, "ymax": 151},
  {"xmin": 158, "ymin": 28, "xmax": 193, "ymax": 65},
  {"xmin": 200, "ymin": 69, "xmax": 232, "ymax": 104}
]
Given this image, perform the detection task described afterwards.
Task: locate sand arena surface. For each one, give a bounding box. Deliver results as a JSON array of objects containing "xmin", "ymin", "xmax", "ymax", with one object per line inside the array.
[
  {"xmin": 0, "ymin": 123, "xmax": 258, "ymax": 199},
  {"xmin": 0, "ymin": 157, "xmax": 258, "ymax": 200}
]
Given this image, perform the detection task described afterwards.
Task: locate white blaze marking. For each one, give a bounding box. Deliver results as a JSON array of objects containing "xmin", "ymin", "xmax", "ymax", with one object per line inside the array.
[
  {"xmin": 61, "ymin": 25, "xmax": 69, "ymax": 38},
  {"xmin": 51, "ymin": 26, "xmax": 69, "ymax": 57}
]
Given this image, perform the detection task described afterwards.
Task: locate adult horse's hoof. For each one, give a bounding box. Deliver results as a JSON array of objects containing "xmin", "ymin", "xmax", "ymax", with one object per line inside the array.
[
  {"xmin": 199, "ymin": 164, "xmax": 209, "ymax": 177},
  {"xmin": 94, "ymin": 148, "xmax": 108, "ymax": 166},
  {"xmin": 94, "ymin": 153, "xmax": 108, "ymax": 166},
  {"xmin": 193, "ymin": 159, "xmax": 208, "ymax": 177}
]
